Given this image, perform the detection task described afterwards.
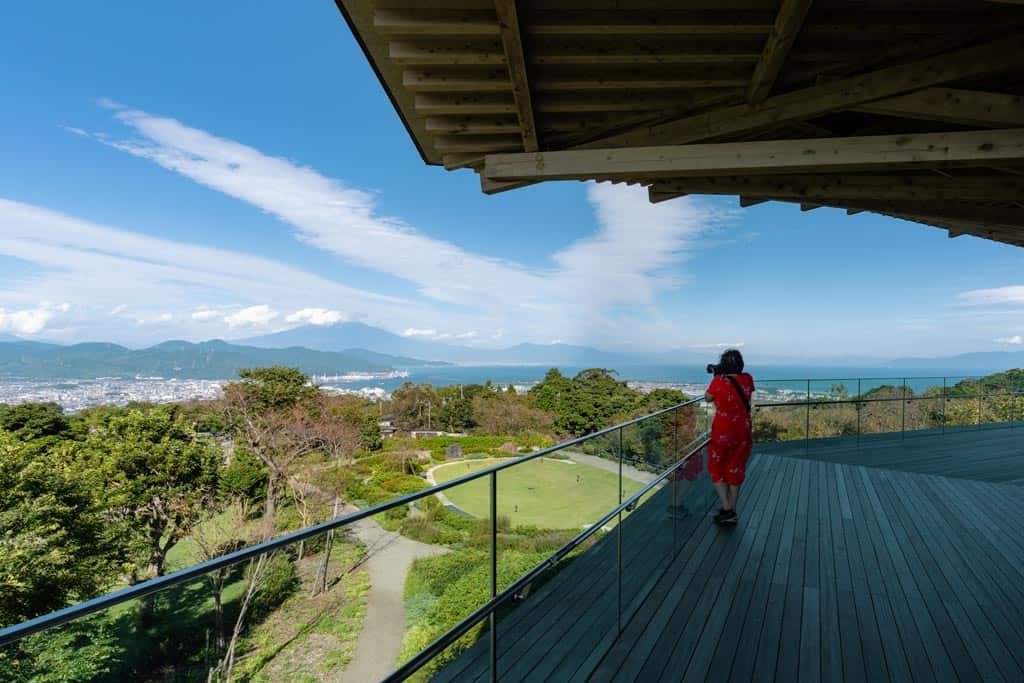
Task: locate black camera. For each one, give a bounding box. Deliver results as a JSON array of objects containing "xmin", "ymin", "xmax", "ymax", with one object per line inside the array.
[{"xmin": 706, "ymin": 363, "xmax": 722, "ymax": 375}]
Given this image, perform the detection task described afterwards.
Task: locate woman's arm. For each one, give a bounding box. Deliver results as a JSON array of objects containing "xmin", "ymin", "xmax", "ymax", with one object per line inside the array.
[{"xmin": 705, "ymin": 391, "xmax": 714, "ymax": 403}]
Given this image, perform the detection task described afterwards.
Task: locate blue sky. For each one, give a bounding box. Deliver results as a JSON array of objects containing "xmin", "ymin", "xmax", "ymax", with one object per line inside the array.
[{"xmin": 1, "ymin": 1, "xmax": 1022, "ymax": 360}]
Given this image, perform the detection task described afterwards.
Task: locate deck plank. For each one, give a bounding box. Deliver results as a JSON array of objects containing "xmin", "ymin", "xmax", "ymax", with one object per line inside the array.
[{"xmin": 432, "ymin": 427, "xmax": 1024, "ymax": 683}]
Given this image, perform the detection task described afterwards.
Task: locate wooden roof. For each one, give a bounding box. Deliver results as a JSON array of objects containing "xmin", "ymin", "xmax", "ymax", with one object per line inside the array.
[{"xmin": 334, "ymin": 0, "xmax": 1024, "ymax": 247}]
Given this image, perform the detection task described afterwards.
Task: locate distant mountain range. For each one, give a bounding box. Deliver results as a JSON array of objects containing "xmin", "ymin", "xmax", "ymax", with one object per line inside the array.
[
  {"xmin": 0, "ymin": 339, "xmax": 445, "ymax": 380},
  {"xmin": 241, "ymin": 322, "xmax": 708, "ymax": 366},
  {"xmin": 885, "ymin": 349, "xmax": 1024, "ymax": 372},
  {"xmin": 1, "ymin": 321, "xmax": 1020, "ymax": 380}
]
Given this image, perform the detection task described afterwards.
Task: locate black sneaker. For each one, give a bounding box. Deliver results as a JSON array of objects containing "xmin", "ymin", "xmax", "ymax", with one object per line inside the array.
[{"xmin": 714, "ymin": 508, "xmax": 737, "ymax": 525}]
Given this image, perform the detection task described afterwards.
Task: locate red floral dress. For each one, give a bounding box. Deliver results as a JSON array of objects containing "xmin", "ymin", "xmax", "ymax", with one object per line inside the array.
[{"xmin": 707, "ymin": 373, "xmax": 755, "ymax": 485}]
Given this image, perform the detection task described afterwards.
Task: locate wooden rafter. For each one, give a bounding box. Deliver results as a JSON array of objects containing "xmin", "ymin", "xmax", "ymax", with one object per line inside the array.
[
  {"xmin": 747, "ymin": 0, "xmax": 814, "ymax": 104},
  {"xmin": 493, "ymin": 0, "xmax": 538, "ymax": 151},
  {"xmin": 851, "ymin": 88, "xmax": 1024, "ymax": 128},
  {"xmin": 576, "ymin": 34, "xmax": 1024, "ymax": 149},
  {"xmin": 484, "ymin": 129, "xmax": 1024, "ymax": 183},
  {"xmin": 647, "ymin": 174, "xmax": 1024, "ymax": 203}
]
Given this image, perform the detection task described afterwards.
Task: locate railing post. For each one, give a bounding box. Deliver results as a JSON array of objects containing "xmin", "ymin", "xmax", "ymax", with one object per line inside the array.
[
  {"xmin": 856, "ymin": 378, "xmax": 862, "ymax": 448},
  {"xmin": 942, "ymin": 377, "xmax": 947, "ymax": 435},
  {"xmin": 617, "ymin": 426, "xmax": 623, "ymax": 635},
  {"xmin": 901, "ymin": 378, "xmax": 907, "ymax": 440},
  {"xmin": 490, "ymin": 471, "xmax": 497, "ymax": 683},
  {"xmin": 672, "ymin": 408, "xmax": 679, "ymax": 548},
  {"xmin": 978, "ymin": 388, "xmax": 983, "ymax": 431},
  {"xmin": 805, "ymin": 380, "xmax": 811, "ymax": 454}
]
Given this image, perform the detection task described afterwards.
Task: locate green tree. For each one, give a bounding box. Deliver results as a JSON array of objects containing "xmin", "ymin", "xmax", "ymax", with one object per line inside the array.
[
  {"xmin": 0, "ymin": 402, "xmax": 71, "ymax": 441},
  {"xmin": 389, "ymin": 382, "xmax": 439, "ymax": 431},
  {"xmin": 83, "ymin": 407, "xmax": 222, "ymax": 579},
  {"xmin": 0, "ymin": 432, "xmax": 115, "ymax": 626},
  {"xmin": 221, "ymin": 366, "xmax": 319, "ymax": 537}
]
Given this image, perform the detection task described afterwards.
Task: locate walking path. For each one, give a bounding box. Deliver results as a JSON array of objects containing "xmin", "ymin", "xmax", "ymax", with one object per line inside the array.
[
  {"xmin": 564, "ymin": 450, "xmax": 657, "ymax": 484},
  {"xmin": 340, "ymin": 512, "xmax": 447, "ymax": 683}
]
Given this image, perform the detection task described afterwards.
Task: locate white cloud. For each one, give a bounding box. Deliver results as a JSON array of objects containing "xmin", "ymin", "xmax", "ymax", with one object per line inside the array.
[
  {"xmin": 285, "ymin": 308, "xmax": 344, "ymax": 326},
  {"xmin": 0, "ymin": 198, "xmax": 428, "ymax": 344},
  {"xmin": 136, "ymin": 312, "xmax": 173, "ymax": 326},
  {"xmin": 403, "ymin": 328, "xmax": 438, "ymax": 338},
  {"xmin": 995, "ymin": 335, "xmax": 1023, "ymax": 345},
  {"xmin": 0, "ymin": 304, "xmax": 61, "ymax": 335},
  {"xmin": 84, "ymin": 104, "xmax": 719, "ymax": 346},
  {"xmin": 958, "ymin": 286, "xmax": 1024, "ymax": 306},
  {"xmin": 191, "ymin": 307, "xmax": 222, "ymax": 322},
  {"xmin": 225, "ymin": 305, "xmax": 278, "ymax": 328}
]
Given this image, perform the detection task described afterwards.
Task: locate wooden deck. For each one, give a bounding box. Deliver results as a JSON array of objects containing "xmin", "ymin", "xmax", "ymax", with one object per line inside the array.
[{"xmin": 432, "ymin": 427, "xmax": 1024, "ymax": 682}]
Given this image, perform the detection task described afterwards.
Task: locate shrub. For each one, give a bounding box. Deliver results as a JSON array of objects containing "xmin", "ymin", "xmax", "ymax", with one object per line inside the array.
[
  {"xmin": 250, "ymin": 552, "xmax": 299, "ymax": 620},
  {"xmin": 221, "ymin": 447, "xmax": 268, "ymax": 505}
]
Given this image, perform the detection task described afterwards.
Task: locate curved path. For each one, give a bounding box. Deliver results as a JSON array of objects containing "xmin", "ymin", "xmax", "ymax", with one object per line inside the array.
[
  {"xmin": 564, "ymin": 450, "xmax": 656, "ymax": 484},
  {"xmin": 340, "ymin": 512, "xmax": 446, "ymax": 683}
]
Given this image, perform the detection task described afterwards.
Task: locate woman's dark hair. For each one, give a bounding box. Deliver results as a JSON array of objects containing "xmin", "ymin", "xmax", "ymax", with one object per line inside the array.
[{"xmin": 719, "ymin": 349, "xmax": 745, "ymax": 374}]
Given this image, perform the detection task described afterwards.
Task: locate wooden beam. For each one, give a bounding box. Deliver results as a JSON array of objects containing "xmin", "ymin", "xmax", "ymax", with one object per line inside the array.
[
  {"xmin": 851, "ymin": 88, "xmax": 1024, "ymax": 128},
  {"xmin": 494, "ymin": 0, "xmax": 538, "ymax": 152},
  {"xmin": 530, "ymin": 41, "xmax": 762, "ymax": 66},
  {"xmin": 484, "ymin": 129, "xmax": 1024, "ymax": 182},
  {"xmin": 414, "ymin": 93, "xmax": 516, "ymax": 116},
  {"xmin": 533, "ymin": 68, "xmax": 751, "ymax": 91},
  {"xmin": 747, "ymin": 0, "xmax": 814, "ymax": 104},
  {"xmin": 833, "ymin": 201, "xmax": 1024, "ymax": 228},
  {"xmin": 425, "ymin": 116, "xmax": 521, "ymax": 135},
  {"xmin": 766, "ymin": 197, "xmax": 1024, "ymax": 232},
  {"xmin": 443, "ymin": 154, "xmax": 484, "ymax": 171},
  {"xmin": 389, "ymin": 41, "xmax": 506, "ymax": 66},
  {"xmin": 739, "ymin": 196, "xmax": 768, "ymax": 207},
  {"xmin": 800, "ymin": 203, "xmax": 821, "ymax": 211},
  {"xmin": 575, "ymin": 34, "xmax": 1024, "ymax": 149},
  {"xmin": 374, "ymin": 9, "xmax": 499, "ymax": 37},
  {"xmin": 402, "ymin": 69, "xmax": 512, "ymax": 93},
  {"xmin": 648, "ymin": 174, "xmax": 1024, "ymax": 202},
  {"xmin": 525, "ymin": 10, "xmax": 776, "ymax": 36},
  {"xmin": 434, "ymin": 135, "xmax": 523, "ymax": 154},
  {"xmin": 534, "ymin": 90, "xmax": 739, "ymax": 113}
]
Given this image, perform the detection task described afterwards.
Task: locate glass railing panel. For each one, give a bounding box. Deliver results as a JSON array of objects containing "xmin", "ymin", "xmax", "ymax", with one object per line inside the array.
[
  {"xmin": 494, "ymin": 446, "xmax": 614, "ymax": 601},
  {"xmin": 903, "ymin": 394, "xmax": 945, "ymax": 435},
  {"xmin": 0, "ymin": 521, "xmax": 368, "ymax": 683},
  {"xmin": 753, "ymin": 403, "xmax": 806, "ymax": 444},
  {"xmin": 491, "ymin": 544, "xmax": 617, "ymax": 682},
  {"xmin": 942, "ymin": 376, "xmax": 981, "ymax": 433},
  {"xmin": 397, "ymin": 474, "xmax": 493, "ymax": 678},
  {"xmin": 802, "ymin": 379, "xmax": 855, "ymax": 442},
  {"xmin": 857, "ymin": 381, "xmax": 906, "ymax": 439},
  {"xmin": 619, "ymin": 420, "xmax": 672, "ymax": 627}
]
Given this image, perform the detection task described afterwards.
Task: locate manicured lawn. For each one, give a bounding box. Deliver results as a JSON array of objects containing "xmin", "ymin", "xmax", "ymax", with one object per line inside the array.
[{"xmin": 431, "ymin": 458, "xmax": 643, "ymax": 529}]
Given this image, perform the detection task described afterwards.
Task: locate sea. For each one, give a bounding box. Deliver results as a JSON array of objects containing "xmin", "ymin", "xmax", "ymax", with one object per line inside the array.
[{"xmin": 0, "ymin": 364, "xmax": 1006, "ymax": 412}]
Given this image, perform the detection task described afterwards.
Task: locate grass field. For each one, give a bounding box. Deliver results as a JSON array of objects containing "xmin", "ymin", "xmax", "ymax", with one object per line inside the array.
[{"xmin": 431, "ymin": 458, "xmax": 643, "ymax": 529}]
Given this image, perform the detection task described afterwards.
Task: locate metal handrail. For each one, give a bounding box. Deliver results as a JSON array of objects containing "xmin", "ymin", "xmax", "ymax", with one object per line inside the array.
[
  {"xmin": 384, "ymin": 433, "xmax": 711, "ymax": 682},
  {"xmin": 756, "ymin": 389, "xmax": 1022, "ymax": 409},
  {"xmin": 0, "ymin": 397, "xmax": 703, "ymax": 647}
]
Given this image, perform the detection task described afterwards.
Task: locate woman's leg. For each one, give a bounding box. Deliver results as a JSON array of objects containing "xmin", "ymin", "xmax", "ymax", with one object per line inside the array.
[
  {"xmin": 713, "ymin": 481, "xmax": 731, "ymax": 511},
  {"xmin": 727, "ymin": 485, "xmax": 741, "ymax": 511}
]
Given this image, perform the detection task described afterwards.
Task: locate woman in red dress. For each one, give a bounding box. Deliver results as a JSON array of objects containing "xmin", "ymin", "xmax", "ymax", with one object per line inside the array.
[{"xmin": 704, "ymin": 349, "xmax": 755, "ymax": 525}]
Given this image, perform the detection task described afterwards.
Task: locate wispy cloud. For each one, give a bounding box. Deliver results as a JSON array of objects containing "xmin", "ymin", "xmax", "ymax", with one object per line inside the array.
[
  {"xmin": 191, "ymin": 307, "xmax": 222, "ymax": 322},
  {"xmin": 136, "ymin": 312, "xmax": 173, "ymax": 326},
  {"xmin": 78, "ymin": 103, "xmax": 721, "ymax": 347},
  {"xmin": 995, "ymin": 335, "xmax": 1023, "ymax": 345},
  {"xmin": 0, "ymin": 198, "xmax": 431, "ymax": 342},
  {"xmin": 957, "ymin": 286, "xmax": 1024, "ymax": 306}
]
